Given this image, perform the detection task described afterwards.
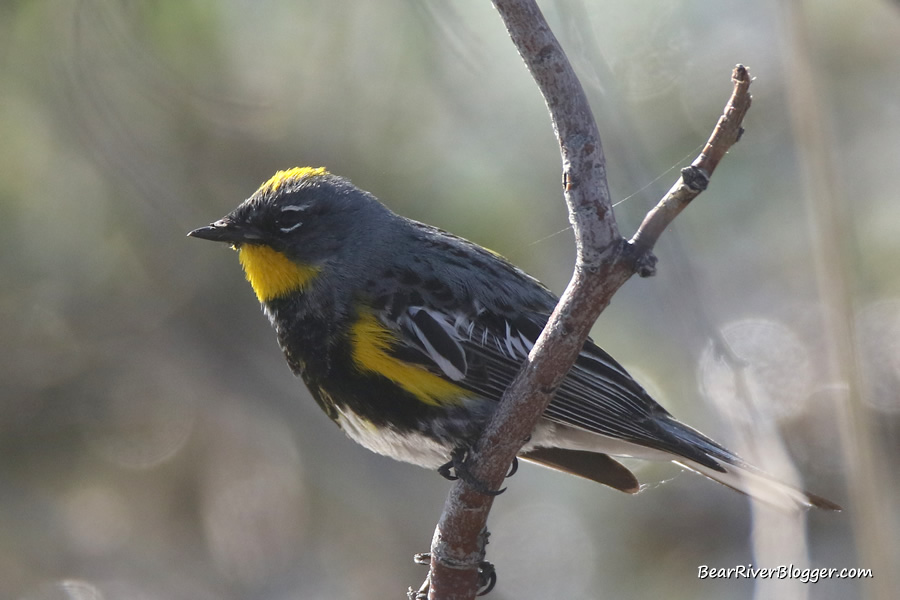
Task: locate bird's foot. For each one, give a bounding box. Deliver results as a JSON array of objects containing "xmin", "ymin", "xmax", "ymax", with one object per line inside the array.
[{"xmin": 437, "ymin": 447, "xmax": 508, "ymax": 496}]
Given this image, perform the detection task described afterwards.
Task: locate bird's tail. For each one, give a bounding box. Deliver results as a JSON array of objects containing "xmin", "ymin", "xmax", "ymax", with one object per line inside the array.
[
  {"xmin": 657, "ymin": 417, "xmax": 841, "ymax": 512},
  {"xmin": 675, "ymin": 458, "xmax": 841, "ymax": 511}
]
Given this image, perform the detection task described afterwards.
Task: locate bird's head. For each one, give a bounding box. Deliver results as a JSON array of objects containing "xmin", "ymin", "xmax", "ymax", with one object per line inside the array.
[{"xmin": 189, "ymin": 167, "xmax": 384, "ymax": 303}]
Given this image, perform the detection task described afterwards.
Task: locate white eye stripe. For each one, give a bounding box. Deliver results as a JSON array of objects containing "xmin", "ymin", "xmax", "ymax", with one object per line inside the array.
[
  {"xmin": 279, "ymin": 222, "xmax": 303, "ymax": 233},
  {"xmin": 280, "ymin": 205, "xmax": 307, "ymax": 212}
]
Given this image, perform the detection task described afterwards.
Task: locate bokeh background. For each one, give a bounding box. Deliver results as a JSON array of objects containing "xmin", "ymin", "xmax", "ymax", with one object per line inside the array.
[{"xmin": 2, "ymin": 1, "xmax": 899, "ymax": 599}]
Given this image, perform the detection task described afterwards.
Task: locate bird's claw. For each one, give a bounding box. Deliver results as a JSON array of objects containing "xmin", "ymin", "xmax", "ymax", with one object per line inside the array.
[
  {"xmin": 476, "ymin": 560, "xmax": 497, "ymax": 595},
  {"xmin": 506, "ymin": 456, "xmax": 518, "ymax": 478},
  {"xmin": 410, "ymin": 553, "xmax": 497, "ymax": 597}
]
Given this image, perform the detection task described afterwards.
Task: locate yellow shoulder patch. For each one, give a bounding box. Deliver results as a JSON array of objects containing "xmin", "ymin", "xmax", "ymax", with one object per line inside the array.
[
  {"xmin": 350, "ymin": 312, "xmax": 466, "ymax": 407},
  {"xmin": 238, "ymin": 244, "xmax": 319, "ymax": 302},
  {"xmin": 257, "ymin": 167, "xmax": 328, "ymax": 196}
]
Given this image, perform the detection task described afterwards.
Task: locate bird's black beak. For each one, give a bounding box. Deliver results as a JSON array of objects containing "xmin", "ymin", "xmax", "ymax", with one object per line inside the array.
[{"xmin": 188, "ymin": 219, "xmax": 257, "ymax": 244}]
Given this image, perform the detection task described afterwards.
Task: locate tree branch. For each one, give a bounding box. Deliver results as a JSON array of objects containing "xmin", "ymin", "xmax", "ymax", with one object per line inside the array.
[{"xmin": 421, "ymin": 3, "xmax": 752, "ymax": 598}]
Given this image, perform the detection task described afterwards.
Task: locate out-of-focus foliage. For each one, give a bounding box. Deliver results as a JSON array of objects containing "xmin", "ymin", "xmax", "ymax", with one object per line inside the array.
[{"xmin": 2, "ymin": 1, "xmax": 898, "ymax": 599}]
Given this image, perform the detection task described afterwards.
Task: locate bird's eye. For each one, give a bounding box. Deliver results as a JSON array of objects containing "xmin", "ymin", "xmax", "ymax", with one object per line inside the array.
[{"xmin": 276, "ymin": 205, "xmax": 306, "ymax": 233}]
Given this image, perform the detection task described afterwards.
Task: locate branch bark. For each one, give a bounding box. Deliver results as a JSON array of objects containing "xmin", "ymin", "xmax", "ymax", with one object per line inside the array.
[{"xmin": 421, "ymin": 2, "xmax": 752, "ymax": 598}]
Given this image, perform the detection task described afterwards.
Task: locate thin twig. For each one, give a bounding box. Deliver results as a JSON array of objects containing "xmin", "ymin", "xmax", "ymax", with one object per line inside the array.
[{"xmin": 630, "ymin": 65, "xmax": 752, "ymax": 261}]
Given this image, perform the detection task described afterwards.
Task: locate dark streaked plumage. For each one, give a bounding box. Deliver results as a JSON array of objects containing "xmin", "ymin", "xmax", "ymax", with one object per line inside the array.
[{"xmin": 189, "ymin": 167, "xmax": 840, "ymax": 511}]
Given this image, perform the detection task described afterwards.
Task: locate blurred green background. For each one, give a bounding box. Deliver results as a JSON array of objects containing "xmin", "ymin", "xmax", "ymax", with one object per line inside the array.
[{"xmin": 2, "ymin": 1, "xmax": 899, "ymax": 599}]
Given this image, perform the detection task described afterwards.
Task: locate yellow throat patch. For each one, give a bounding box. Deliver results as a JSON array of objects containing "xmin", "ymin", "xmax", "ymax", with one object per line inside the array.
[{"xmin": 237, "ymin": 245, "xmax": 319, "ymax": 302}]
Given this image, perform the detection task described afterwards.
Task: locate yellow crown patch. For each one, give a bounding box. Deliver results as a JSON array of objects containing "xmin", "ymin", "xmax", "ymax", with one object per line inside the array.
[{"xmin": 257, "ymin": 166, "xmax": 328, "ymax": 196}]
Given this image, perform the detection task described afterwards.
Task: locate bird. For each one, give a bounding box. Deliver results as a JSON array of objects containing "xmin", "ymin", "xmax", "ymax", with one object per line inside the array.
[{"xmin": 189, "ymin": 166, "xmax": 839, "ymax": 511}]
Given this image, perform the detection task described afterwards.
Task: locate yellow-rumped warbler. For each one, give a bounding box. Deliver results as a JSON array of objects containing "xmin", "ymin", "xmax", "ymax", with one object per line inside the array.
[{"xmin": 189, "ymin": 167, "xmax": 839, "ymax": 510}]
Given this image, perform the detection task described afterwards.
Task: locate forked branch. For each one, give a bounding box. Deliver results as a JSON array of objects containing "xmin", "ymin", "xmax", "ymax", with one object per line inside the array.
[{"xmin": 420, "ymin": 3, "xmax": 752, "ymax": 599}]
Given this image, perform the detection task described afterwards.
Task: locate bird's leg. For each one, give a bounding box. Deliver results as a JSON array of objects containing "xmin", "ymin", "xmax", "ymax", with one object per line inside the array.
[{"xmin": 436, "ymin": 448, "xmax": 460, "ymax": 481}]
